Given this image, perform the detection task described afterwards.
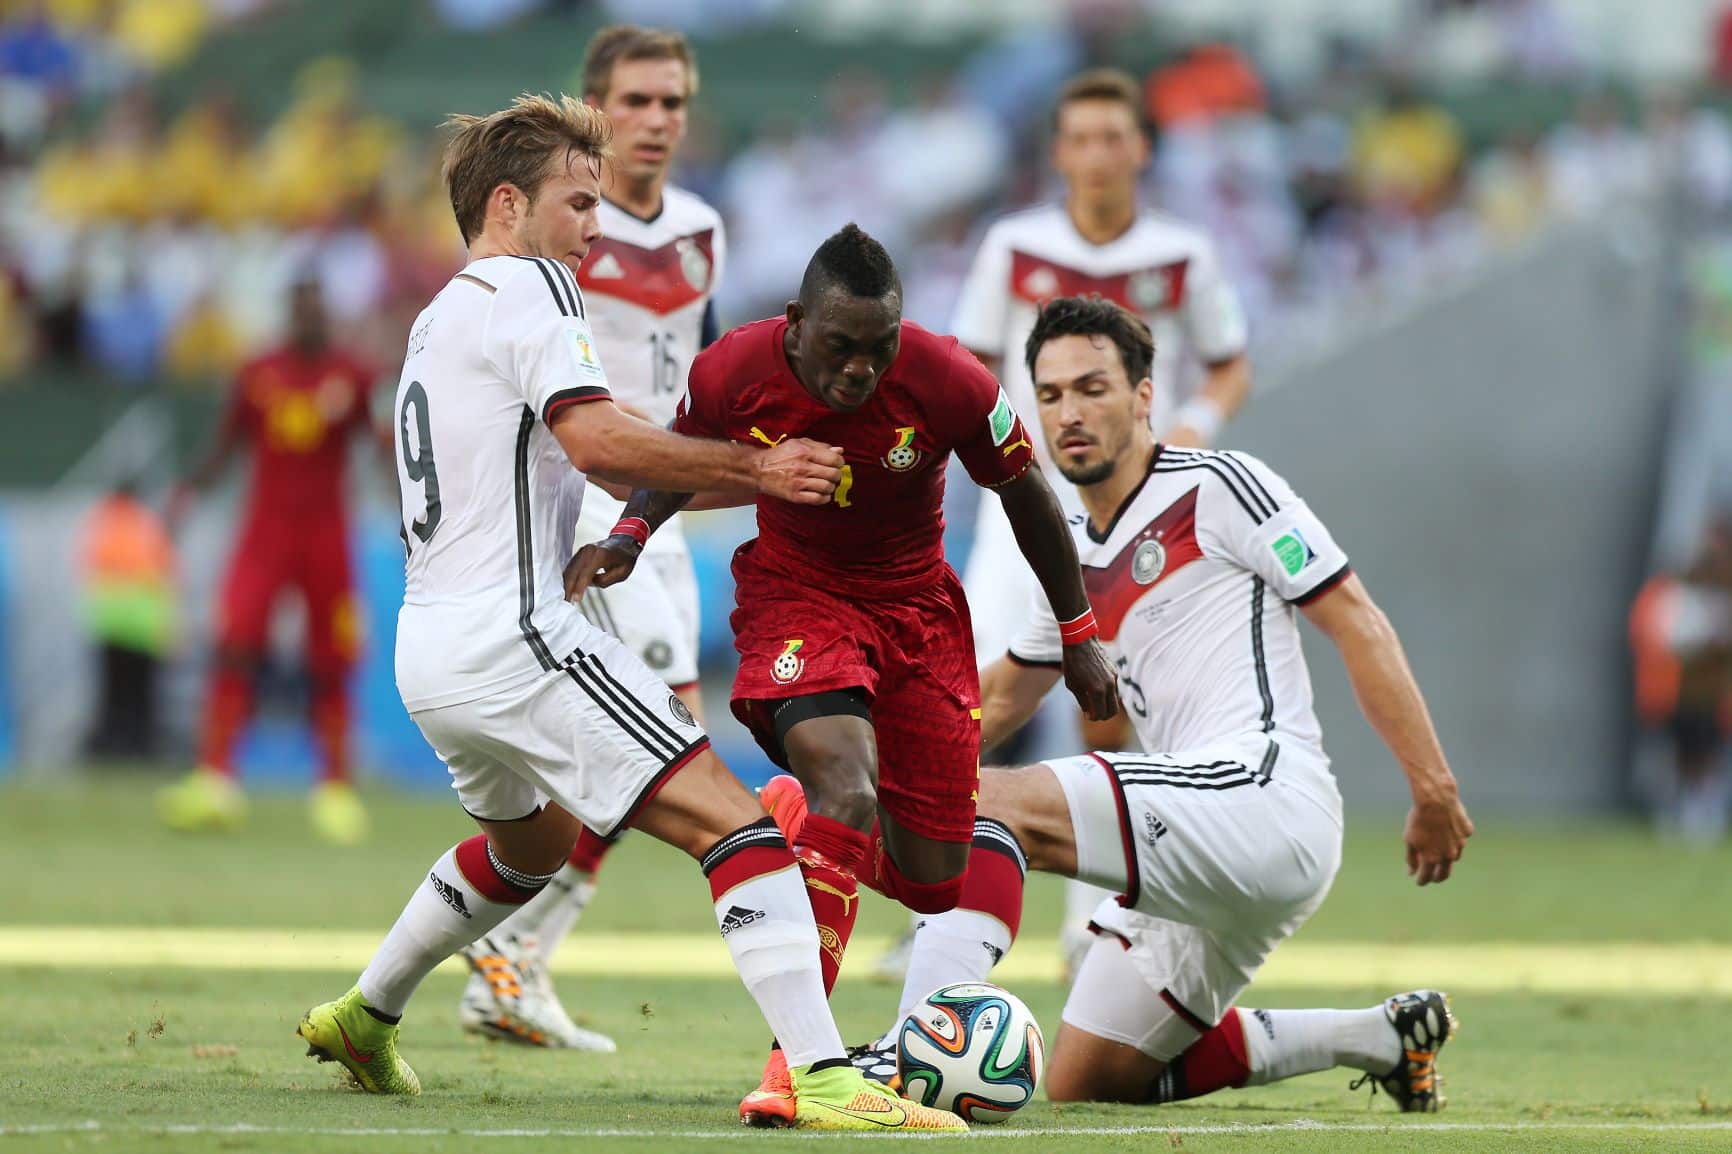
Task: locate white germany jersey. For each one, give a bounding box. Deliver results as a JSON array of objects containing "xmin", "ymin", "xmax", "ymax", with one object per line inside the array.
[
  {"xmin": 393, "ymin": 255, "xmax": 612, "ymax": 712},
  {"xmin": 952, "ymin": 204, "xmax": 1248, "ymax": 478},
  {"xmin": 1008, "ymin": 447, "xmax": 1350, "ymax": 755},
  {"xmin": 578, "ymin": 187, "xmax": 724, "ymax": 429}
]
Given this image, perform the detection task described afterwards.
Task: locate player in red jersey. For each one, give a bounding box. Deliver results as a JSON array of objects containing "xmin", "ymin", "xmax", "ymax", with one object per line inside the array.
[
  {"xmin": 158, "ymin": 278, "xmax": 381, "ymax": 845},
  {"xmin": 567, "ymin": 224, "xmax": 1119, "ymax": 1126}
]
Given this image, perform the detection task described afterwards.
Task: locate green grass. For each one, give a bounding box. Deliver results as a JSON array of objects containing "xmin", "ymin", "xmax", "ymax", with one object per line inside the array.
[{"xmin": 2, "ymin": 776, "xmax": 1731, "ymax": 1153}]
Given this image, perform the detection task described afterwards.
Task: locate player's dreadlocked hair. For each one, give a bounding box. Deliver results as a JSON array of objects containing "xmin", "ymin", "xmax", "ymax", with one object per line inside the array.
[
  {"xmin": 800, "ymin": 223, "xmax": 902, "ymax": 304},
  {"xmin": 1025, "ymin": 296, "xmax": 1155, "ymax": 385}
]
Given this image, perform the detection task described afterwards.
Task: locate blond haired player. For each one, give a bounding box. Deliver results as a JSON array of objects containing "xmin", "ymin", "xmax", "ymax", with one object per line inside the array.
[
  {"xmin": 293, "ymin": 93, "xmax": 965, "ymax": 1132},
  {"xmin": 458, "ymin": 24, "xmax": 726, "ymax": 1053},
  {"xmin": 933, "ymin": 68, "xmax": 1255, "ymax": 975},
  {"xmin": 844, "ymin": 296, "xmax": 1471, "ymax": 1112}
]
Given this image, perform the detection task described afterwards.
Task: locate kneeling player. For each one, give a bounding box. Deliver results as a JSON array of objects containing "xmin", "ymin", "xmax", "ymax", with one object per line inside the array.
[{"xmin": 841, "ymin": 296, "xmax": 1474, "ymax": 1109}]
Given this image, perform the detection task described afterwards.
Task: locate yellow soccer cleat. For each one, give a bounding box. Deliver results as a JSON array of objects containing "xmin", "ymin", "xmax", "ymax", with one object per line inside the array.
[
  {"xmin": 156, "ymin": 768, "xmax": 247, "ymax": 832},
  {"xmin": 296, "ymin": 986, "xmax": 420, "ymax": 1095},
  {"xmin": 791, "ymin": 1063, "xmax": 967, "ymax": 1132},
  {"xmin": 310, "ymin": 781, "xmax": 369, "ymax": 846}
]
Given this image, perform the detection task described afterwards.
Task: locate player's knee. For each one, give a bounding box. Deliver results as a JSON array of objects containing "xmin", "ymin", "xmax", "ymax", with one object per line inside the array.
[
  {"xmin": 877, "ymin": 851, "xmax": 965, "ymax": 913},
  {"xmin": 979, "ymin": 765, "xmax": 1073, "ymax": 874},
  {"xmin": 1044, "ymin": 1051, "xmax": 1148, "ymax": 1104}
]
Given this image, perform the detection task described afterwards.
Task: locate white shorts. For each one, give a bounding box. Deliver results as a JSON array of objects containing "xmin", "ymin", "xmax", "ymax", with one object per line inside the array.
[
  {"xmin": 573, "ymin": 492, "xmax": 701, "ymax": 688},
  {"xmin": 1047, "ymin": 734, "xmax": 1343, "ymax": 1060},
  {"xmin": 411, "ymin": 622, "xmax": 708, "ymax": 837}
]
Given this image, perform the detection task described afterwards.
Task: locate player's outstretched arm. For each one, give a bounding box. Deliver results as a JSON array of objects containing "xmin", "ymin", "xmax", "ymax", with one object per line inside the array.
[
  {"xmin": 979, "ymin": 654, "xmax": 1063, "ymax": 753},
  {"xmin": 1301, "ymin": 573, "xmax": 1473, "ymax": 885},
  {"xmin": 550, "ymin": 400, "xmax": 842, "ymax": 502},
  {"xmin": 993, "ymin": 467, "xmax": 1118, "ymax": 722}
]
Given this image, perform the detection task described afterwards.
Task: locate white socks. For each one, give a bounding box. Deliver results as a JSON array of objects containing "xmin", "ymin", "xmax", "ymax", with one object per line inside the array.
[
  {"xmin": 893, "ymin": 909, "xmax": 1012, "ymax": 1027},
  {"xmin": 357, "ymin": 838, "xmax": 549, "ymax": 1017},
  {"xmin": 702, "ymin": 817, "xmax": 845, "ymax": 1069},
  {"xmin": 1239, "ymin": 1005, "xmax": 1401, "ymax": 1084}
]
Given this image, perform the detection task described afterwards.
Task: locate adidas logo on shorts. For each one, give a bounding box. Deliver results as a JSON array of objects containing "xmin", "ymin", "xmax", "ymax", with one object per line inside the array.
[{"xmin": 719, "ymin": 905, "xmax": 766, "ymax": 936}]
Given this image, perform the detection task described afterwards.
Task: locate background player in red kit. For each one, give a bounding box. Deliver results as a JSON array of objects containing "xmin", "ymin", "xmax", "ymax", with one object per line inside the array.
[
  {"xmin": 158, "ymin": 277, "xmax": 380, "ymax": 845},
  {"xmin": 567, "ymin": 224, "xmax": 1118, "ymax": 1125}
]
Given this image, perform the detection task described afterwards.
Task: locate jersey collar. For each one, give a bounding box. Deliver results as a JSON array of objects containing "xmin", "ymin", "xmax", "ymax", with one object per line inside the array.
[
  {"xmin": 604, "ymin": 193, "xmax": 665, "ymax": 225},
  {"xmin": 1086, "ymin": 444, "xmax": 1163, "ymax": 544}
]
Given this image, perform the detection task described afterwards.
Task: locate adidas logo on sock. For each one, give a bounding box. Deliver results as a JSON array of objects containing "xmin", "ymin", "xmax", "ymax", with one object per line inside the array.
[
  {"xmin": 719, "ymin": 905, "xmax": 766, "ymax": 936},
  {"xmin": 430, "ymin": 872, "xmax": 472, "ymax": 919},
  {"xmin": 981, "ymin": 941, "xmax": 1005, "ymax": 965}
]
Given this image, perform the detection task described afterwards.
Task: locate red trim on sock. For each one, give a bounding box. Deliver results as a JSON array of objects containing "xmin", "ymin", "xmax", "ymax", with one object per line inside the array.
[
  {"xmin": 706, "ymin": 844, "xmax": 796, "ymax": 902},
  {"xmin": 876, "ymin": 850, "xmax": 965, "ymax": 914},
  {"xmin": 796, "ymin": 814, "xmax": 870, "ymax": 871},
  {"xmin": 1089, "ymin": 753, "xmax": 1140, "ymax": 909},
  {"xmin": 568, "ymin": 826, "xmax": 612, "ymax": 874},
  {"xmin": 958, "ymin": 840, "xmax": 1026, "ymax": 938},
  {"xmin": 453, "ymin": 836, "xmax": 538, "ymax": 905},
  {"xmin": 1163, "ymin": 1007, "xmax": 1250, "ymax": 1099}
]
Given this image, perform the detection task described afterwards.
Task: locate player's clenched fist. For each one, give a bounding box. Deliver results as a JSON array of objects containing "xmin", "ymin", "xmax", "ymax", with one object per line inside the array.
[
  {"xmin": 1403, "ymin": 791, "xmax": 1473, "ymax": 886},
  {"xmin": 1062, "ymin": 637, "xmax": 1120, "ymax": 722},
  {"xmin": 754, "ymin": 438, "xmax": 845, "ymax": 505}
]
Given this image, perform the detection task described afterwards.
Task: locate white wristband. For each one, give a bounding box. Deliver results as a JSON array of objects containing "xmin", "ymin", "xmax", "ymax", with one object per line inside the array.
[{"xmin": 1172, "ymin": 396, "xmax": 1225, "ymax": 445}]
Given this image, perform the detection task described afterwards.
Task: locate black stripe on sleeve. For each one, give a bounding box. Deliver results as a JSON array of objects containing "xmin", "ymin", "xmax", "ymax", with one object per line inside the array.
[
  {"xmin": 541, "ymin": 385, "xmax": 611, "ymax": 424},
  {"xmin": 548, "ymin": 258, "xmax": 584, "ymax": 319},
  {"xmin": 1153, "ymin": 459, "xmax": 1265, "ymax": 524},
  {"xmin": 1291, "ymin": 562, "xmax": 1353, "ymax": 606},
  {"xmin": 518, "ymin": 256, "xmax": 570, "ymax": 316},
  {"xmin": 514, "ymin": 407, "xmax": 558, "ymax": 671},
  {"xmin": 1214, "ymin": 451, "xmax": 1278, "ymax": 519}
]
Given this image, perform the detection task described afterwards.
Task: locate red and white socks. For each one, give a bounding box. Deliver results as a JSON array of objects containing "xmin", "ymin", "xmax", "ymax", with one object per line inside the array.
[
  {"xmin": 358, "ymin": 835, "xmax": 559, "ymax": 1017},
  {"xmin": 1149, "ymin": 1004, "xmax": 1401, "ymax": 1102},
  {"xmin": 702, "ymin": 816, "xmax": 846, "ymax": 1069},
  {"xmin": 891, "ymin": 819, "xmax": 1028, "ymax": 1029},
  {"xmin": 491, "ymin": 826, "xmax": 612, "ymax": 961}
]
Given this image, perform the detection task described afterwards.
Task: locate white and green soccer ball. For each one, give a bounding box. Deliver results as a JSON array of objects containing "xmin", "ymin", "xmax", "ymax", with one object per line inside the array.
[{"xmin": 896, "ymin": 982, "xmax": 1045, "ymax": 1123}]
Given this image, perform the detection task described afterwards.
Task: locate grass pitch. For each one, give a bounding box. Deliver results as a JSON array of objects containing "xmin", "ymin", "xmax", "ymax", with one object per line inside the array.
[{"xmin": 2, "ymin": 776, "xmax": 1731, "ymax": 1153}]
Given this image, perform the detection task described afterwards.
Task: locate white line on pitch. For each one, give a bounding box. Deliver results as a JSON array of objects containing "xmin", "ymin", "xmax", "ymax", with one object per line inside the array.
[{"xmin": 5, "ymin": 1120, "xmax": 1732, "ymax": 1140}]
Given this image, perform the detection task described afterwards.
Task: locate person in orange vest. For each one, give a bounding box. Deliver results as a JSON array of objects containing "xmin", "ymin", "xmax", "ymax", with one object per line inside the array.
[
  {"xmin": 79, "ymin": 479, "xmax": 177, "ymax": 761},
  {"xmin": 1630, "ymin": 519, "xmax": 1732, "ymax": 841}
]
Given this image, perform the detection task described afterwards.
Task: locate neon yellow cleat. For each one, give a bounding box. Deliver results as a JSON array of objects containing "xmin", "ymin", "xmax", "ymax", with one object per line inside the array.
[
  {"xmin": 790, "ymin": 1063, "xmax": 967, "ymax": 1132},
  {"xmin": 156, "ymin": 769, "xmax": 246, "ymax": 832},
  {"xmin": 296, "ymin": 986, "xmax": 420, "ymax": 1095},
  {"xmin": 310, "ymin": 782, "xmax": 369, "ymax": 846}
]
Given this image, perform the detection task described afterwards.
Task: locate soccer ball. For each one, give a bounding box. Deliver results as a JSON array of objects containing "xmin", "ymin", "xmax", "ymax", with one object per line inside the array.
[{"xmin": 896, "ymin": 982, "xmax": 1045, "ymax": 1123}]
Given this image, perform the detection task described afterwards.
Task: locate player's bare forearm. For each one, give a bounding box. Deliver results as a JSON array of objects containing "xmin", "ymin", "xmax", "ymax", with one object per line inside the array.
[
  {"xmin": 1303, "ymin": 574, "xmax": 1472, "ymax": 883},
  {"xmin": 1302, "ymin": 575, "xmax": 1457, "ymax": 802},
  {"xmin": 553, "ymin": 401, "xmax": 760, "ymax": 495},
  {"xmin": 1202, "ymin": 354, "xmax": 1251, "ymax": 421},
  {"xmin": 621, "ymin": 487, "xmax": 698, "ymax": 534},
  {"xmin": 995, "ymin": 467, "xmax": 1090, "ymax": 621},
  {"xmin": 591, "ymin": 476, "xmax": 748, "ymax": 511},
  {"xmin": 1168, "ymin": 355, "xmax": 1250, "ymax": 448},
  {"xmin": 979, "ymin": 655, "xmax": 1061, "ymax": 752}
]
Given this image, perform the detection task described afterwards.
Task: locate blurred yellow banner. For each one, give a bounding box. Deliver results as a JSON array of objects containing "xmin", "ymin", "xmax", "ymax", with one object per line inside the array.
[{"xmin": 1, "ymin": 927, "xmax": 1729, "ymax": 994}]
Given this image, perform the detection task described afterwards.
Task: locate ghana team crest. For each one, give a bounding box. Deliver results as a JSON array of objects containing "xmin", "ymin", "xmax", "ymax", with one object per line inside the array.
[
  {"xmin": 1132, "ymin": 538, "xmax": 1166, "ymax": 585},
  {"xmin": 771, "ymin": 639, "xmax": 805, "ymax": 684},
  {"xmin": 882, "ymin": 426, "xmax": 922, "ymax": 471}
]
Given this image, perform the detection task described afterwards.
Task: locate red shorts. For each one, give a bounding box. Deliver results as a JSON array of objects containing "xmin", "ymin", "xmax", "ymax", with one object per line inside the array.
[
  {"xmin": 218, "ymin": 515, "xmax": 359, "ymax": 670},
  {"xmin": 729, "ymin": 543, "xmax": 981, "ymax": 844}
]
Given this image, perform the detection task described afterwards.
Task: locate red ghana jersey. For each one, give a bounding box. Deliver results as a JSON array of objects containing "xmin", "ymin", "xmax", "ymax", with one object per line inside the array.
[
  {"xmin": 225, "ymin": 346, "xmax": 374, "ymax": 524},
  {"xmin": 674, "ymin": 318, "xmax": 1035, "ymax": 598}
]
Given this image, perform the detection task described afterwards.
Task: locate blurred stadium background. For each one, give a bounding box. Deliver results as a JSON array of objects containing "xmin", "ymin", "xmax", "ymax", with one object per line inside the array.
[
  {"xmin": 7, "ymin": 2, "xmax": 1732, "ymax": 1149},
  {"xmin": 2, "ymin": 0, "xmax": 1732, "ymax": 833}
]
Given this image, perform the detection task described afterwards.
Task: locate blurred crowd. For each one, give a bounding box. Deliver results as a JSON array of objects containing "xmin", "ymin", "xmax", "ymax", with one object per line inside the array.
[{"xmin": 5, "ymin": 1, "xmax": 1732, "ymax": 387}]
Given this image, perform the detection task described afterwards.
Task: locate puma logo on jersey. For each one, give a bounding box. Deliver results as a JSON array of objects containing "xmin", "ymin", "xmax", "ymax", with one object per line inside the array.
[
  {"xmin": 1001, "ymin": 434, "xmax": 1032, "ymax": 458},
  {"xmin": 748, "ymin": 427, "xmax": 788, "ymax": 447}
]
